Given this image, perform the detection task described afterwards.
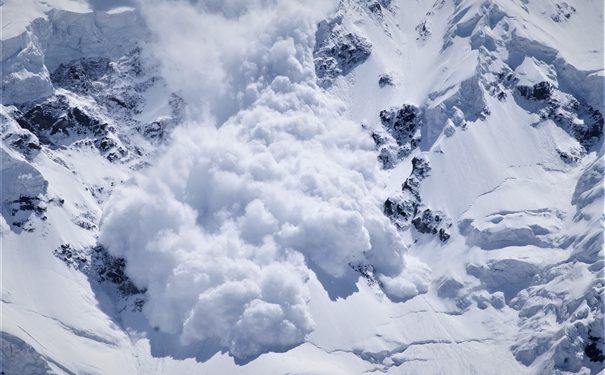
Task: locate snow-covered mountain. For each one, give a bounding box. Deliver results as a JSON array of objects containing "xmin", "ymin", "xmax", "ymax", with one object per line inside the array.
[{"xmin": 1, "ymin": 0, "xmax": 603, "ymax": 374}]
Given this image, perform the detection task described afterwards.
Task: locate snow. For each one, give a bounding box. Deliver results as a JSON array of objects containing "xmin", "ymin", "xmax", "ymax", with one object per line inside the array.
[
  {"xmin": 0, "ymin": 0, "xmax": 90, "ymax": 40},
  {"xmin": 1, "ymin": 147, "xmax": 47, "ymax": 202},
  {"xmin": 99, "ymin": 0, "xmax": 434, "ymax": 358},
  {"xmin": 1, "ymin": 0, "xmax": 603, "ymax": 373},
  {"xmin": 515, "ymin": 56, "xmax": 557, "ymax": 87},
  {"xmin": 1, "ymin": 5, "xmax": 147, "ymax": 104}
]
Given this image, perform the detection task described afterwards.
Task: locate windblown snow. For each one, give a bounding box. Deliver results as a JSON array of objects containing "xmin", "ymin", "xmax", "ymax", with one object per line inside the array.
[
  {"xmin": 1, "ymin": 0, "xmax": 604, "ymax": 374},
  {"xmin": 100, "ymin": 0, "xmax": 430, "ymax": 359}
]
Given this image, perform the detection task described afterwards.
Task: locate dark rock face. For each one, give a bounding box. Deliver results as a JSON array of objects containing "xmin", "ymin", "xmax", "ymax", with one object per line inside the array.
[
  {"xmin": 14, "ymin": 95, "xmax": 129, "ymax": 161},
  {"xmin": 556, "ymin": 147, "xmax": 584, "ymax": 164},
  {"xmin": 406, "ymin": 157, "xmax": 431, "ymax": 189},
  {"xmin": 379, "ymin": 105, "xmax": 422, "ymax": 146},
  {"xmin": 412, "ymin": 209, "xmax": 451, "ymax": 241},
  {"xmin": 515, "ymin": 81, "xmax": 603, "ymax": 150},
  {"xmin": 384, "ymin": 196, "xmax": 417, "ymax": 229},
  {"xmin": 378, "ymin": 73, "xmax": 394, "ymax": 88},
  {"xmin": 415, "ymin": 20, "xmax": 431, "ymax": 41},
  {"xmin": 16, "ymin": 96, "xmax": 107, "ymax": 143},
  {"xmin": 585, "ymin": 332, "xmax": 605, "ymax": 363},
  {"xmin": 54, "ymin": 243, "xmax": 88, "ymax": 266},
  {"xmin": 44, "ymin": 51, "xmax": 181, "ymax": 154},
  {"xmin": 552, "ymin": 2, "xmax": 576, "ymax": 22},
  {"xmin": 2, "ymin": 131, "xmax": 41, "ymax": 160},
  {"xmin": 371, "ymin": 128, "xmax": 406, "ymax": 169},
  {"xmin": 573, "ymin": 106, "xmax": 604, "ymax": 149},
  {"xmin": 383, "ymin": 157, "xmax": 452, "ymax": 242},
  {"xmin": 517, "ymin": 81, "xmax": 554, "ymax": 101},
  {"xmin": 367, "ymin": 1, "xmax": 384, "ymax": 17},
  {"xmin": 51, "ymin": 54, "xmax": 146, "ymax": 117},
  {"xmin": 314, "ymin": 17, "xmax": 372, "ymax": 87},
  {"xmin": 4, "ymin": 196, "xmax": 48, "ymax": 232},
  {"xmin": 489, "ymin": 69, "xmax": 518, "ymax": 100},
  {"xmin": 51, "ymin": 57, "xmax": 112, "ymax": 93},
  {"xmin": 349, "ymin": 263, "xmax": 382, "ymax": 288},
  {"xmin": 374, "ymin": 104, "xmax": 423, "ymax": 165},
  {"xmin": 54, "ymin": 244, "xmax": 145, "ymax": 299},
  {"xmin": 374, "ymin": 104, "xmax": 423, "ymax": 159},
  {"xmin": 511, "ymin": 271, "xmax": 605, "ymax": 370}
]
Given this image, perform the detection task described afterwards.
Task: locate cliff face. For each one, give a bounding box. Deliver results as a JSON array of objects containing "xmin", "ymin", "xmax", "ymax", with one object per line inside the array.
[{"xmin": 1, "ymin": 0, "xmax": 603, "ymax": 374}]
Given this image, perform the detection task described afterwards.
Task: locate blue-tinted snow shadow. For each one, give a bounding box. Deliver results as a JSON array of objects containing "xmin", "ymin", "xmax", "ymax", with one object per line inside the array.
[
  {"xmin": 85, "ymin": 249, "xmax": 363, "ymax": 366},
  {"xmin": 87, "ymin": 0, "xmax": 134, "ymax": 11}
]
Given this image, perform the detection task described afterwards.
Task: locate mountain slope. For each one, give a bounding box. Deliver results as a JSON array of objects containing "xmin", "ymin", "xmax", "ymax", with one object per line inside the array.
[{"xmin": 1, "ymin": 0, "xmax": 603, "ymax": 374}]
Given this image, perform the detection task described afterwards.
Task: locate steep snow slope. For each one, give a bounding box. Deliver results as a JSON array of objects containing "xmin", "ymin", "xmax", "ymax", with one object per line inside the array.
[{"xmin": 1, "ymin": 0, "xmax": 603, "ymax": 374}]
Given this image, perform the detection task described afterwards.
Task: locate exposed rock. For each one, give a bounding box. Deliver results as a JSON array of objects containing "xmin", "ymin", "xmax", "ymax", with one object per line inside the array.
[
  {"xmin": 552, "ymin": 2, "xmax": 576, "ymax": 22},
  {"xmin": 378, "ymin": 73, "xmax": 394, "ymax": 88},
  {"xmin": 16, "ymin": 96, "xmax": 108, "ymax": 145},
  {"xmin": 412, "ymin": 209, "xmax": 452, "ymax": 241},
  {"xmin": 404, "ymin": 156, "xmax": 432, "ymax": 193},
  {"xmin": 54, "ymin": 244, "xmax": 145, "ymax": 298},
  {"xmin": 135, "ymin": 94, "xmax": 184, "ymax": 143},
  {"xmin": 367, "ymin": 1, "xmax": 384, "ymax": 18},
  {"xmin": 1, "ymin": 9, "xmax": 147, "ymax": 105},
  {"xmin": 415, "ymin": 19, "xmax": 432, "ymax": 41},
  {"xmin": 1, "ymin": 148, "xmax": 49, "ymax": 232},
  {"xmin": 314, "ymin": 16, "xmax": 372, "ymax": 87},
  {"xmin": 517, "ymin": 81, "xmax": 554, "ymax": 101},
  {"xmin": 378, "ymin": 104, "xmax": 422, "ymax": 158},
  {"xmin": 585, "ymin": 331, "xmax": 605, "ymax": 363},
  {"xmin": 371, "ymin": 128, "xmax": 399, "ymax": 169},
  {"xmin": 383, "ymin": 157, "xmax": 451, "ymax": 241},
  {"xmin": 349, "ymin": 262, "xmax": 383, "ymax": 288},
  {"xmin": 2, "ymin": 131, "xmax": 41, "ymax": 160},
  {"xmin": 556, "ymin": 146, "xmax": 584, "ymax": 164},
  {"xmin": 511, "ymin": 262, "xmax": 604, "ymax": 371},
  {"xmin": 384, "ymin": 195, "xmax": 417, "ymax": 229},
  {"xmin": 51, "ymin": 57, "xmax": 113, "ymax": 93},
  {"xmin": 515, "ymin": 81, "xmax": 603, "ymax": 150}
]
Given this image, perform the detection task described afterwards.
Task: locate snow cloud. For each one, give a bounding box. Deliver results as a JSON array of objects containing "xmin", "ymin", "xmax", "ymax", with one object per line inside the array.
[{"xmin": 99, "ymin": 0, "xmax": 430, "ymax": 361}]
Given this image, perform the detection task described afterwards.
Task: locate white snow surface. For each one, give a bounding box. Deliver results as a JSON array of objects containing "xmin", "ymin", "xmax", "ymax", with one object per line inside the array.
[{"xmin": 1, "ymin": 0, "xmax": 604, "ymax": 374}]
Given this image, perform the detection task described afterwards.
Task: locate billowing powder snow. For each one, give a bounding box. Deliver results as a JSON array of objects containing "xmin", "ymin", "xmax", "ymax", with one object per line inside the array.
[{"xmin": 99, "ymin": 0, "xmax": 430, "ymax": 360}]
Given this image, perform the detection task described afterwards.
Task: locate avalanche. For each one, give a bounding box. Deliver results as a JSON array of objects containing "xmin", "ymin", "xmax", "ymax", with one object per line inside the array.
[{"xmin": 1, "ymin": 0, "xmax": 603, "ymax": 374}]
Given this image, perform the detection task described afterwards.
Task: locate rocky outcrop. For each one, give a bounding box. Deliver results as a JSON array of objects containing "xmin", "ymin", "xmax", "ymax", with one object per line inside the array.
[
  {"xmin": 16, "ymin": 97, "xmax": 107, "ymax": 142},
  {"xmin": 412, "ymin": 209, "xmax": 451, "ymax": 241},
  {"xmin": 314, "ymin": 16, "xmax": 372, "ymax": 87},
  {"xmin": 514, "ymin": 81, "xmax": 603, "ymax": 150},
  {"xmin": 383, "ymin": 157, "xmax": 451, "ymax": 241},
  {"xmin": 1, "ymin": 9, "xmax": 147, "ymax": 105},
  {"xmin": 380, "ymin": 105, "xmax": 422, "ymax": 151},
  {"xmin": 372, "ymin": 104, "xmax": 423, "ymax": 168},
  {"xmin": 14, "ymin": 95, "xmax": 128, "ymax": 161},
  {"xmin": 0, "ymin": 148, "xmax": 49, "ymax": 232},
  {"xmin": 378, "ymin": 73, "xmax": 394, "ymax": 88},
  {"xmin": 551, "ymin": 2, "xmax": 576, "ymax": 22},
  {"xmin": 55, "ymin": 244, "xmax": 145, "ymax": 301}
]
